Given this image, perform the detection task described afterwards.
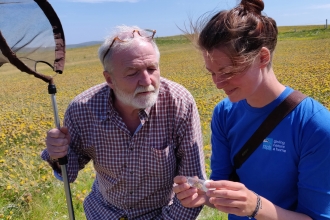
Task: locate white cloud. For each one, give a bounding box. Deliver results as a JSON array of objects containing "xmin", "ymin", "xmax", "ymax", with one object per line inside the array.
[{"xmin": 68, "ymin": 0, "xmax": 140, "ymax": 3}]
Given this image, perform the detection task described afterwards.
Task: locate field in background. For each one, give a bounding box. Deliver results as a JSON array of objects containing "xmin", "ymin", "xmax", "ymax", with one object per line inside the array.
[{"xmin": 0, "ymin": 25, "xmax": 330, "ymax": 220}]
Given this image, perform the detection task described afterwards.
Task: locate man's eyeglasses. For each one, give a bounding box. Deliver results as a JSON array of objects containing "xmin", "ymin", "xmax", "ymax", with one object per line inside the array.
[{"xmin": 102, "ymin": 29, "xmax": 156, "ymax": 62}]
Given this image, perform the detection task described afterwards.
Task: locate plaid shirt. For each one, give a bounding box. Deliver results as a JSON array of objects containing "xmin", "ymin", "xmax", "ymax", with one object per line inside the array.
[{"xmin": 42, "ymin": 77, "xmax": 206, "ymax": 220}]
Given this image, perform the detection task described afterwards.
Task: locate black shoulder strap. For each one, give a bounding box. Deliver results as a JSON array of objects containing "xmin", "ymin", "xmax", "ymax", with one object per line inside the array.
[{"xmin": 233, "ymin": 90, "xmax": 307, "ymax": 169}]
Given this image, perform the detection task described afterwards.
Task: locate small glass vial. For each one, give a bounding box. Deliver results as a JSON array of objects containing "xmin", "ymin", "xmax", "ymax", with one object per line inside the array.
[{"xmin": 186, "ymin": 177, "xmax": 213, "ymax": 192}]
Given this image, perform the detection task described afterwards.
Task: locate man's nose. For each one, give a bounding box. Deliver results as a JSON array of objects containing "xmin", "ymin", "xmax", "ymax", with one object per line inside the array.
[{"xmin": 139, "ymin": 70, "xmax": 152, "ymax": 86}]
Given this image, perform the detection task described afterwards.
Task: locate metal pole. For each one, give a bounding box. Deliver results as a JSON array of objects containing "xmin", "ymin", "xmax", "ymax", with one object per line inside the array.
[
  {"xmin": 326, "ymin": 19, "xmax": 328, "ymax": 29},
  {"xmin": 49, "ymin": 84, "xmax": 75, "ymax": 220}
]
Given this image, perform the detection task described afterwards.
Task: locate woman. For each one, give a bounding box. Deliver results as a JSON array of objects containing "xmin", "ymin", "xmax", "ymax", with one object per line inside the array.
[{"xmin": 173, "ymin": 0, "xmax": 330, "ymax": 219}]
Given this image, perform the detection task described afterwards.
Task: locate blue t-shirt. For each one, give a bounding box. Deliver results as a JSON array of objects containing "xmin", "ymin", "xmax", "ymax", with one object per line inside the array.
[{"xmin": 210, "ymin": 87, "xmax": 330, "ymax": 220}]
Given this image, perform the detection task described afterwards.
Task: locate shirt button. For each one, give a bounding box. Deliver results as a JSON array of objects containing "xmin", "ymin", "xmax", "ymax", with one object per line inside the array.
[
  {"xmin": 130, "ymin": 171, "xmax": 134, "ymax": 174},
  {"xmin": 130, "ymin": 148, "xmax": 133, "ymax": 151},
  {"xmin": 129, "ymin": 191, "xmax": 133, "ymax": 194}
]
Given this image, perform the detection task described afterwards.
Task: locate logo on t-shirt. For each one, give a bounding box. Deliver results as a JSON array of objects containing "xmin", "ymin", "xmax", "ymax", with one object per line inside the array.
[
  {"xmin": 272, "ymin": 139, "xmax": 286, "ymax": 153},
  {"xmin": 262, "ymin": 138, "xmax": 287, "ymax": 153},
  {"xmin": 262, "ymin": 138, "xmax": 273, "ymax": 151}
]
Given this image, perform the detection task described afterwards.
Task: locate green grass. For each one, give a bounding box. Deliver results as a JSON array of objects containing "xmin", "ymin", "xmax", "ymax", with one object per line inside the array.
[
  {"xmin": 279, "ymin": 28, "xmax": 330, "ymax": 40},
  {"xmin": 277, "ymin": 25, "xmax": 326, "ymax": 33},
  {"xmin": 197, "ymin": 206, "xmax": 228, "ymax": 220},
  {"xmin": 155, "ymin": 34, "xmax": 191, "ymax": 46}
]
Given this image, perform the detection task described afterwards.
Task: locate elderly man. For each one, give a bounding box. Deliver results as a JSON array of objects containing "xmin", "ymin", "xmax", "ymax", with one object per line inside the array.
[{"xmin": 41, "ymin": 25, "xmax": 206, "ymax": 219}]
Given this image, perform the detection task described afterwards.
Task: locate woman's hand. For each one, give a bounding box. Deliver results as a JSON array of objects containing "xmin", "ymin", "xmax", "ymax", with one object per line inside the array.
[
  {"xmin": 204, "ymin": 180, "xmax": 312, "ymax": 220},
  {"xmin": 204, "ymin": 180, "xmax": 258, "ymax": 217}
]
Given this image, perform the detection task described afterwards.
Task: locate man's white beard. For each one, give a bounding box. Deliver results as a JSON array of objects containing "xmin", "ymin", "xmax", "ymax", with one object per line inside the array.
[{"xmin": 113, "ymin": 83, "xmax": 159, "ymax": 109}]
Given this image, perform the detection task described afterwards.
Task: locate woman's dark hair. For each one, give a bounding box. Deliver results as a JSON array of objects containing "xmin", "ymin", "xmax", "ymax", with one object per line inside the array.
[{"xmin": 191, "ymin": 0, "xmax": 278, "ymax": 70}]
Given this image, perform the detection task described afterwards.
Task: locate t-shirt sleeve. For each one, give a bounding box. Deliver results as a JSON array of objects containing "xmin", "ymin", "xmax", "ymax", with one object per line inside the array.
[
  {"xmin": 296, "ymin": 107, "xmax": 330, "ymax": 219},
  {"xmin": 210, "ymin": 103, "xmax": 233, "ymax": 181}
]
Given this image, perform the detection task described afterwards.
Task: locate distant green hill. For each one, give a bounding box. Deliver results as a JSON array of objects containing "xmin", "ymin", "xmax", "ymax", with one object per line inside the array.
[
  {"xmin": 66, "ymin": 25, "xmax": 330, "ymax": 48},
  {"xmin": 66, "ymin": 41, "xmax": 103, "ymax": 49},
  {"xmin": 277, "ymin": 25, "xmax": 330, "ymax": 40}
]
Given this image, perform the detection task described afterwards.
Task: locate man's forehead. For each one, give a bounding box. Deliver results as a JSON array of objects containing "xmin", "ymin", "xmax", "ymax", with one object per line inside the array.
[
  {"xmin": 137, "ymin": 41, "xmax": 148, "ymax": 47},
  {"xmin": 114, "ymin": 39, "xmax": 154, "ymax": 55},
  {"xmin": 124, "ymin": 60, "xmax": 159, "ymax": 70}
]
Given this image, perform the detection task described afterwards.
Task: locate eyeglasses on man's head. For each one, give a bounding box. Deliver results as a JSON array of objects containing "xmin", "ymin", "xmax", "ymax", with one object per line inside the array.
[{"xmin": 102, "ymin": 29, "xmax": 156, "ymax": 62}]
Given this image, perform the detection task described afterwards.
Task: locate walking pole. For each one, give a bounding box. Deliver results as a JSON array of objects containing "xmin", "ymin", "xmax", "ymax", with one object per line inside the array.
[{"xmin": 48, "ymin": 83, "xmax": 75, "ymax": 220}]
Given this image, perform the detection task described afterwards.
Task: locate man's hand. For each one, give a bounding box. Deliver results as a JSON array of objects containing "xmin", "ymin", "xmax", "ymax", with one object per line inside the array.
[
  {"xmin": 45, "ymin": 126, "xmax": 70, "ymax": 160},
  {"xmin": 173, "ymin": 176, "xmax": 208, "ymax": 208}
]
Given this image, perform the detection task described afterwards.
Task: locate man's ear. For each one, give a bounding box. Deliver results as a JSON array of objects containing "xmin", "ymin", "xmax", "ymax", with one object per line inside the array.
[
  {"xmin": 259, "ymin": 47, "xmax": 271, "ymax": 68},
  {"xmin": 103, "ymin": 71, "xmax": 114, "ymax": 89}
]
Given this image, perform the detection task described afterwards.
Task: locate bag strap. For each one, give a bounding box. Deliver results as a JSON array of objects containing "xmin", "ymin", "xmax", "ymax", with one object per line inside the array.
[{"xmin": 233, "ymin": 90, "xmax": 307, "ymax": 169}]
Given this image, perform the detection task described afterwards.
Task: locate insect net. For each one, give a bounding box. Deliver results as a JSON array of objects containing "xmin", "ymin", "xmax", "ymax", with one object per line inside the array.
[
  {"xmin": 0, "ymin": 0, "xmax": 65, "ymax": 83},
  {"xmin": 0, "ymin": 2, "xmax": 74, "ymax": 218}
]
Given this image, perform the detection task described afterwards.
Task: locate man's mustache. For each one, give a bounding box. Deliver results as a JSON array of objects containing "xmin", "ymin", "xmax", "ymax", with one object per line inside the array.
[{"xmin": 134, "ymin": 85, "xmax": 156, "ymax": 96}]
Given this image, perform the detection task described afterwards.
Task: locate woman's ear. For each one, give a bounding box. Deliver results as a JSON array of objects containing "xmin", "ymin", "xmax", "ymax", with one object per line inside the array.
[
  {"xmin": 103, "ymin": 71, "xmax": 114, "ymax": 89},
  {"xmin": 259, "ymin": 47, "xmax": 271, "ymax": 68}
]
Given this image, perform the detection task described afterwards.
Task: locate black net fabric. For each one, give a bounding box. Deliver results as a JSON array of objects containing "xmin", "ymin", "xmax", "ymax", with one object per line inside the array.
[{"xmin": 0, "ymin": 0, "xmax": 64, "ymax": 73}]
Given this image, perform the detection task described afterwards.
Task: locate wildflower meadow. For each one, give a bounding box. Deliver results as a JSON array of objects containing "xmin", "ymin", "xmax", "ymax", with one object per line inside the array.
[{"xmin": 0, "ymin": 25, "xmax": 330, "ymax": 220}]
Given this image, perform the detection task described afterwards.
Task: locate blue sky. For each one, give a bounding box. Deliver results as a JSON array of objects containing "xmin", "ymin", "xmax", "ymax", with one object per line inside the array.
[{"xmin": 48, "ymin": 0, "xmax": 330, "ymax": 44}]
